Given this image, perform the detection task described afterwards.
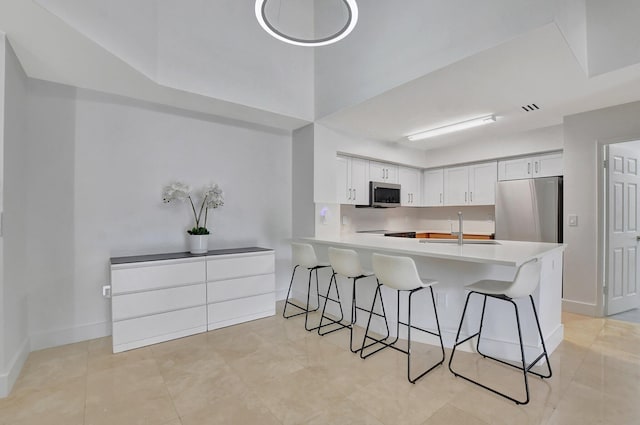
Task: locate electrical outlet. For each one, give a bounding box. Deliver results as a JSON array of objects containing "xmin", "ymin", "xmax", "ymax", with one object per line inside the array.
[
  {"xmin": 568, "ymin": 214, "xmax": 578, "ymax": 227},
  {"xmin": 102, "ymin": 285, "xmax": 112, "ymax": 298}
]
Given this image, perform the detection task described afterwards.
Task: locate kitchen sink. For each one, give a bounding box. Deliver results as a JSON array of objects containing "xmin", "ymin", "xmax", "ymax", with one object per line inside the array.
[{"xmin": 419, "ymin": 239, "xmax": 500, "ymax": 245}]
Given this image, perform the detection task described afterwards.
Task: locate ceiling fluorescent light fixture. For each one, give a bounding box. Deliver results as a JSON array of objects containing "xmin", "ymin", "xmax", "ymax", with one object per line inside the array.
[
  {"xmin": 255, "ymin": 0, "xmax": 358, "ymax": 47},
  {"xmin": 407, "ymin": 115, "xmax": 497, "ymax": 141}
]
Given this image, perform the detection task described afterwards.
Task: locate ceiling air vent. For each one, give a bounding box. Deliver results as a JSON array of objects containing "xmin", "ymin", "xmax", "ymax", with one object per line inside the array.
[{"xmin": 521, "ymin": 103, "xmax": 540, "ymax": 112}]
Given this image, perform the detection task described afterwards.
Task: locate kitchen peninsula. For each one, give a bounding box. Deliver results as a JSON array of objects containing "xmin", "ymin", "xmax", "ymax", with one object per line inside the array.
[{"xmin": 301, "ymin": 234, "xmax": 564, "ymax": 361}]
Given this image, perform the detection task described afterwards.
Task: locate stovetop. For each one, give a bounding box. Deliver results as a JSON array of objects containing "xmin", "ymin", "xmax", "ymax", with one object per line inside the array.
[{"xmin": 355, "ymin": 230, "xmax": 390, "ymax": 234}]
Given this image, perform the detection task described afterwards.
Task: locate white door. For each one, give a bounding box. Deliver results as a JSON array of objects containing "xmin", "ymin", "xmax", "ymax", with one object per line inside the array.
[
  {"xmin": 336, "ymin": 156, "xmax": 351, "ymax": 204},
  {"xmin": 423, "ymin": 168, "xmax": 444, "ymax": 206},
  {"xmin": 369, "ymin": 161, "xmax": 388, "ymax": 182},
  {"xmin": 533, "ymin": 152, "xmax": 563, "ymax": 178},
  {"xmin": 469, "ymin": 161, "xmax": 497, "ymax": 205},
  {"xmin": 444, "ymin": 166, "xmax": 469, "ymax": 206},
  {"xmin": 399, "ymin": 166, "xmax": 421, "ymax": 206},
  {"xmin": 498, "ymin": 157, "xmax": 532, "ymax": 181},
  {"xmin": 350, "ymin": 157, "xmax": 369, "ymax": 205},
  {"xmin": 606, "ymin": 144, "xmax": 640, "ymax": 315}
]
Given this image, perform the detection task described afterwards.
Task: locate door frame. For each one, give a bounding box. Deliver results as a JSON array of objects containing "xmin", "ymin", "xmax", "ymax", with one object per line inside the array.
[{"xmin": 600, "ymin": 136, "xmax": 640, "ymax": 316}]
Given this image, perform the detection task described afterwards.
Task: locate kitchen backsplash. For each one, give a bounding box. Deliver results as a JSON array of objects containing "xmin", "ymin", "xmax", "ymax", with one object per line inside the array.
[{"xmin": 340, "ymin": 205, "xmax": 496, "ymax": 235}]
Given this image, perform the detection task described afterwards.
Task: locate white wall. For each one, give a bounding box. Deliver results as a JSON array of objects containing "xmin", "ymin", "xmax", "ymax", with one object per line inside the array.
[
  {"xmin": 1, "ymin": 37, "xmax": 30, "ymax": 397},
  {"xmin": 23, "ymin": 82, "xmax": 293, "ymax": 350},
  {"xmin": 563, "ymin": 100, "xmax": 640, "ymax": 315},
  {"xmin": 292, "ymin": 124, "xmax": 315, "ymax": 239},
  {"xmin": 422, "ymin": 125, "xmax": 564, "ymax": 168},
  {"xmin": 339, "ymin": 205, "xmax": 495, "ymax": 235},
  {"xmin": 24, "ymin": 81, "xmax": 77, "ymax": 348},
  {"xmin": 35, "ymin": 0, "xmax": 315, "ymax": 121}
]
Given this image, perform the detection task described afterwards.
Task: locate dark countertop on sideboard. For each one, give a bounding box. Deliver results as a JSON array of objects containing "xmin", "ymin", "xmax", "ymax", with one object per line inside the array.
[{"xmin": 110, "ymin": 247, "xmax": 273, "ymax": 265}]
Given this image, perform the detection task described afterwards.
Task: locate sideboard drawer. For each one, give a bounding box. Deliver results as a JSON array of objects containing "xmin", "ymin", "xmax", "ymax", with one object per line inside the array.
[
  {"xmin": 112, "ymin": 305, "xmax": 207, "ymax": 352},
  {"xmin": 112, "ymin": 283, "xmax": 206, "ymax": 321},
  {"xmin": 208, "ymin": 293, "xmax": 275, "ymax": 326},
  {"xmin": 206, "ymin": 253, "xmax": 275, "ymax": 281},
  {"xmin": 111, "ymin": 259, "xmax": 205, "ymax": 294},
  {"xmin": 207, "ymin": 274, "xmax": 275, "ymax": 303}
]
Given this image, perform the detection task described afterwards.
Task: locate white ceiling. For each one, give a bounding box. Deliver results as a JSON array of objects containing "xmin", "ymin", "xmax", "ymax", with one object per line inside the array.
[
  {"xmin": 319, "ymin": 23, "xmax": 640, "ymax": 150},
  {"xmin": 2, "ymin": 1, "xmax": 640, "ymax": 148}
]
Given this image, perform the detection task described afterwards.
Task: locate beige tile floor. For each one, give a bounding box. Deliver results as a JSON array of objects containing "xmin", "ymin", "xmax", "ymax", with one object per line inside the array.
[{"xmin": 1, "ymin": 305, "xmax": 639, "ymax": 425}]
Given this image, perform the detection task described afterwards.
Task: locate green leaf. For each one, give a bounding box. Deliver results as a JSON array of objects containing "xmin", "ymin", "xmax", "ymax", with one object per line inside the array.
[{"xmin": 187, "ymin": 227, "xmax": 209, "ymax": 235}]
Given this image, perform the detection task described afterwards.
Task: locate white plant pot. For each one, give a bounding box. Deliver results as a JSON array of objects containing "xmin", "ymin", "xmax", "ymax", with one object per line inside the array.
[{"xmin": 189, "ymin": 234, "xmax": 209, "ymax": 254}]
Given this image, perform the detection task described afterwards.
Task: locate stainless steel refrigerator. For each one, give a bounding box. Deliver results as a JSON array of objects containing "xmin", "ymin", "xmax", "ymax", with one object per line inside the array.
[{"xmin": 495, "ymin": 177, "xmax": 563, "ymax": 243}]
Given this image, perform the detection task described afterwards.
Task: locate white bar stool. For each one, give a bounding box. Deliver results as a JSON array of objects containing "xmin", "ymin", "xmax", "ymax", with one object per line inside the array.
[
  {"xmin": 318, "ymin": 247, "xmax": 389, "ymax": 353},
  {"xmin": 283, "ymin": 242, "xmax": 331, "ymax": 331},
  {"xmin": 448, "ymin": 258, "xmax": 552, "ymax": 405},
  {"xmin": 362, "ymin": 253, "xmax": 445, "ymax": 383}
]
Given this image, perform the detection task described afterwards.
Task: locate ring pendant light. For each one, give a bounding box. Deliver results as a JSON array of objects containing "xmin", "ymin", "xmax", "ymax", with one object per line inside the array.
[{"xmin": 255, "ymin": 0, "xmax": 358, "ymax": 47}]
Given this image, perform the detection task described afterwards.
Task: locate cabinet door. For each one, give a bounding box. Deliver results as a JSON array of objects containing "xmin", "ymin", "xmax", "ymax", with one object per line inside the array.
[
  {"xmin": 336, "ymin": 155, "xmax": 351, "ymax": 204},
  {"xmin": 498, "ymin": 157, "xmax": 533, "ymax": 181},
  {"xmin": 399, "ymin": 166, "xmax": 421, "ymax": 206},
  {"xmin": 469, "ymin": 161, "xmax": 497, "ymax": 205},
  {"xmin": 533, "ymin": 152, "xmax": 563, "ymax": 177},
  {"xmin": 384, "ymin": 164, "xmax": 399, "ymax": 183},
  {"xmin": 369, "ymin": 161, "xmax": 387, "ymax": 182},
  {"xmin": 350, "ymin": 157, "xmax": 370, "ymax": 204},
  {"xmin": 444, "ymin": 166, "xmax": 469, "ymax": 206},
  {"xmin": 423, "ymin": 168, "xmax": 444, "ymax": 206}
]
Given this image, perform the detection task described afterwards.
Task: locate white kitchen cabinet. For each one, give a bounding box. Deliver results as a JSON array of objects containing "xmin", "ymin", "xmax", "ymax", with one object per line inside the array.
[
  {"xmin": 337, "ymin": 155, "xmax": 370, "ymax": 205},
  {"xmin": 444, "ymin": 166, "xmax": 469, "ymax": 206},
  {"xmin": 423, "ymin": 168, "xmax": 444, "ymax": 207},
  {"xmin": 444, "ymin": 161, "xmax": 497, "ymax": 206},
  {"xmin": 109, "ymin": 248, "xmax": 275, "ymax": 353},
  {"xmin": 498, "ymin": 152, "xmax": 563, "ymax": 181},
  {"xmin": 398, "ymin": 166, "xmax": 422, "ymax": 206},
  {"xmin": 468, "ymin": 162, "xmax": 498, "ymax": 205},
  {"xmin": 534, "ymin": 152, "xmax": 563, "ymax": 178},
  {"xmin": 369, "ymin": 161, "xmax": 398, "ymax": 183}
]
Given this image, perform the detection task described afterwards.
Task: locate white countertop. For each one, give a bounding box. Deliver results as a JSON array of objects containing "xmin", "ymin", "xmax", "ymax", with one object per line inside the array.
[{"xmin": 301, "ymin": 234, "xmax": 564, "ymax": 267}]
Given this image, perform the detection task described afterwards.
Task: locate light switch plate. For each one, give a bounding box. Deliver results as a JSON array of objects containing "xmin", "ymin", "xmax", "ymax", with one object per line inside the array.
[{"xmin": 568, "ymin": 214, "xmax": 578, "ymax": 227}]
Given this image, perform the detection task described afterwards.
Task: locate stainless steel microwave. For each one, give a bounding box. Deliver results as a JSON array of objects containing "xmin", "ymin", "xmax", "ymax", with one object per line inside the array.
[{"xmin": 369, "ymin": 181, "xmax": 401, "ymax": 207}]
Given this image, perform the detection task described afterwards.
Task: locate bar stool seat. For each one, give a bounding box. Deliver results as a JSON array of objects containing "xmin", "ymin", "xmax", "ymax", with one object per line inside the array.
[
  {"xmin": 361, "ymin": 253, "xmax": 445, "ymax": 383},
  {"xmin": 318, "ymin": 247, "xmax": 389, "ymax": 353},
  {"xmin": 448, "ymin": 258, "xmax": 552, "ymax": 405},
  {"xmin": 283, "ymin": 242, "xmax": 331, "ymax": 331}
]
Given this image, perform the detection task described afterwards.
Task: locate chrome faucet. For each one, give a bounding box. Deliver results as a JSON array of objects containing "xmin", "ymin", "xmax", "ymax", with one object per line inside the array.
[{"xmin": 451, "ymin": 211, "xmax": 464, "ymax": 245}]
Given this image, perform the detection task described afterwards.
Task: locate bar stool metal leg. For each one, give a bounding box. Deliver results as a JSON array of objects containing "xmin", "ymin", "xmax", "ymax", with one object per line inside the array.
[
  {"xmin": 360, "ymin": 283, "xmax": 444, "ymax": 383},
  {"xmin": 283, "ymin": 264, "xmax": 326, "ymax": 331},
  {"xmin": 317, "ymin": 272, "xmax": 346, "ymax": 335},
  {"xmin": 359, "ymin": 283, "xmax": 392, "ymax": 359},
  {"xmin": 449, "ymin": 291, "xmax": 552, "ymax": 405}
]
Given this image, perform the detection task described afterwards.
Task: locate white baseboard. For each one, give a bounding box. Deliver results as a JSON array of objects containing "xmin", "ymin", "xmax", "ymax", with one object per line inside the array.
[
  {"xmin": 0, "ymin": 337, "xmax": 30, "ymax": 398},
  {"xmin": 562, "ymin": 299, "xmax": 600, "ymax": 316},
  {"xmin": 30, "ymin": 321, "xmax": 111, "ymax": 351},
  {"xmin": 275, "ymin": 288, "xmax": 288, "ymax": 301}
]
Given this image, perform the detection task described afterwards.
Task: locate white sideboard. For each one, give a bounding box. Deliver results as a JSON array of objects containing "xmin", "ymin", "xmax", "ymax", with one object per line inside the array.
[{"xmin": 110, "ymin": 247, "xmax": 275, "ymax": 353}]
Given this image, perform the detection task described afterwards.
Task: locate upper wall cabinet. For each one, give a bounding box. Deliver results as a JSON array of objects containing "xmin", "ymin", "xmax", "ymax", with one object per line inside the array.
[
  {"xmin": 423, "ymin": 168, "xmax": 444, "ymax": 207},
  {"xmin": 369, "ymin": 161, "xmax": 398, "ymax": 183},
  {"xmin": 336, "ymin": 155, "xmax": 370, "ymax": 205},
  {"xmin": 398, "ymin": 166, "xmax": 422, "ymax": 206},
  {"xmin": 444, "ymin": 161, "xmax": 497, "ymax": 206},
  {"xmin": 498, "ymin": 152, "xmax": 563, "ymax": 181}
]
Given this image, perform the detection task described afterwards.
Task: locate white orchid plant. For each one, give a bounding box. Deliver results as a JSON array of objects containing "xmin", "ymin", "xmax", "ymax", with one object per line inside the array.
[{"xmin": 162, "ymin": 182, "xmax": 225, "ymax": 235}]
